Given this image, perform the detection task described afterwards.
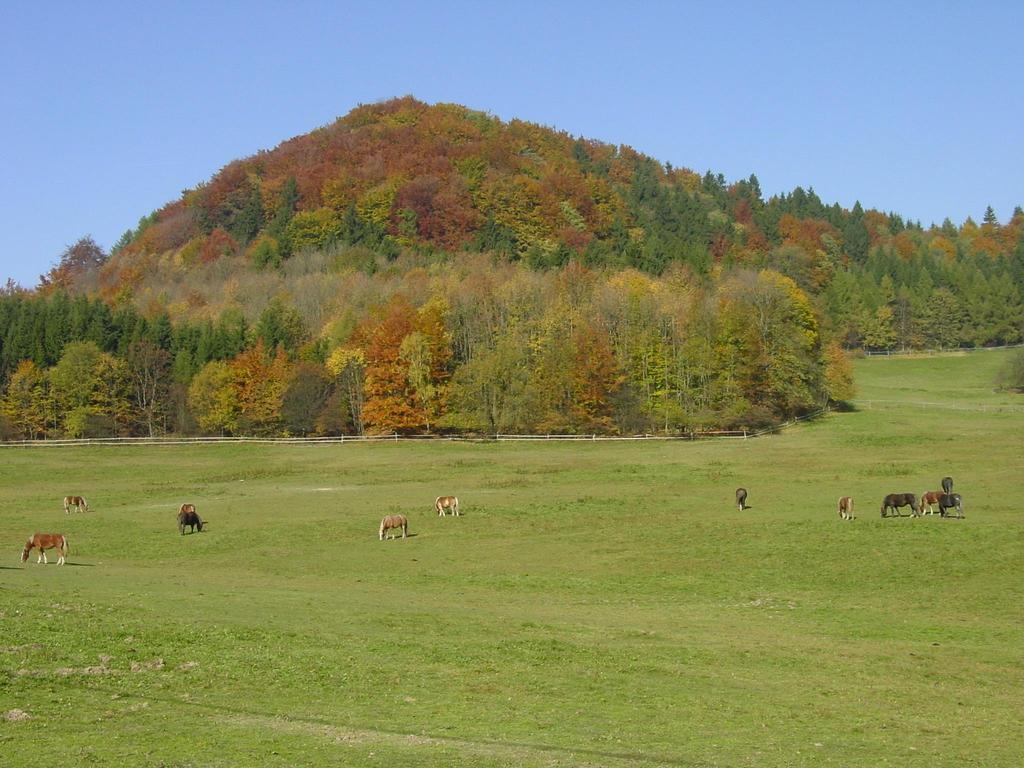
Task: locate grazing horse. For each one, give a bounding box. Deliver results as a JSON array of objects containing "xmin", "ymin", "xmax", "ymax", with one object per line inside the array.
[
  {"xmin": 881, "ymin": 493, "xmax": 918, "ymax": 518},
  {"xmin": 938, "ymin": 493, "xmax": 964, "ymax": 519},
  {"xmin": 63, "ymin": 495, "xmax": 88, "ymax": 514},
  {"xmin": 735, "ymin": 488, "xmax": 748, "ymax": 511},
  {"xmin": 379, "ymin": 514, "xmax": 408, "ymax": 540},
  {"xmin": 919, "ymin": 491, "xmax": 944, "ymax": 515},
  {"xmin": 435, "ymin": 496, "xmax": 460, "ymax": 516},
  {"xmin": 21, "ymin": 533, "xmax": 68, "ymax": 565},
  {"xmin": 941, "ymin": 476, "xmax": 953, "ymax": 495},
  {"xmin": 838, "ymin": 496, "xmax": 854, "ymax": 520},
  {"xmin": 177, "ymin": 507, "xmax": 203, "ymax": 535}
]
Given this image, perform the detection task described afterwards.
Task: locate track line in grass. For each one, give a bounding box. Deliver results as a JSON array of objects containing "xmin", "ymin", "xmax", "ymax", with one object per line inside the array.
[
  {"xmin": 222, "ymin": 712, "xmax": 704, "ymax": 767},
  {"xmin": 29, "ymin": 675, "xmax": 703, "ymax": 767}
]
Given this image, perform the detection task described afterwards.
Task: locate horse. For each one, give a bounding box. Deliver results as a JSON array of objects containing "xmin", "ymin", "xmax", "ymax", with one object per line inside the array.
[
  {"xmin": 435, "ymin": 496, "xmax": 460, "ymax": 516},
  {"xmin": 881, "ymin": 493, "xmax": 917, "ymax": 518},
  {"xmin": 838, "ymin": 496, "xmax": 854, "ymax": 520},
  {"xmin": 941, "ymin": 476, "xmax": 954, "ymax": 495},
  {"xmin": 177, "ymin": 507, "xmax": 204, "ymax": 535},
  {"xmin": 938, "ymin": 493, "xmax": 964, "ymax": 519},
  {"xmin": 735, "ymin": 488, "xmax": 748, "ymax": 511},
  {"xmin": 21, "ymin": 533, "xmax": 68, "ymax": 565},
  {"xmin": 63, "ymin": 495, "xmax": 89, "ymax": 514},
  {"xmin": 919, "ymin": 491, "xmax": 944, "ymax": 515},
  {"xmin": 379, "ymin": 514, "xmax": 408, "ymax": 540}
]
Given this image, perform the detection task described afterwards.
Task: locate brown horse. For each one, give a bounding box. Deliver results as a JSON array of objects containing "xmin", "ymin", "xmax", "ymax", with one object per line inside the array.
[
  {"xmin": 881, "ymin": 493, "xmax": 918, "ymax": 518},
  {"xmin": 735, "ymin": 488, "xmax": 748, "ymax": 511},
  {"xmin": 919, "ymin": 491, "xmax": 943, "ymax": 515},
  {"xmin": 838, "ymin": 496, "xmax": 854, "ymax": 520},
  {"xmin": 435, "ymin": 496, "xmax": 460, "ymax": 516},
  {"xmin": 379, "ymin": 514, "xmax": 408, "ymax": 540},
  {"xmin": 938, "ymin": 493, "xmax": 964, "ymax": 519},
  {"xmin": 177, "ymin": 506, "xmax": 203, "ymax": 535},
  {"xmin": 22, "ymin": 533, "xmax": 68, "ymax": 565},
  {"xmin": 63, "ymin": 495, "xmax": 89, "ymax": 514}
]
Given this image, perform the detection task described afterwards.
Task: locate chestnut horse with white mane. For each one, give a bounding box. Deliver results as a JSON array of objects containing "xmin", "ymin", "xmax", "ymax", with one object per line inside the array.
[
  {"xmin": 838, "ymin": 496, "xmax": 854, "ymax": 520},
  {"xmin": 435, "ymin": 496, "xmax": 460, "ymax": 516},
  {"xmin": 22, "ymin": 533, "xmax": 69, "ymax": 565},
  {"xmin": 919, "ymin": 491, "xmax": 943, "ymax": 515},
  {"xmin": 64, "ymin": 495, "xmax": 88, "ymax": 514},
  {"xmin": 379, "ymin": 514, "xmax": 408, "ymax": 540}
]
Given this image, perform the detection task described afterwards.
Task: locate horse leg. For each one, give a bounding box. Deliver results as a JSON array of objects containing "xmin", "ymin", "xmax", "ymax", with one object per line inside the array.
[{"xmin": 41, "ymin": 550, "xmax": 47, "ymax": 564}]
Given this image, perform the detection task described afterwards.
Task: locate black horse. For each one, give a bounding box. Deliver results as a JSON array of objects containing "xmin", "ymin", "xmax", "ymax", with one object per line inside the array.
[
  {"xmin": 881, "ymin": 493, "xmax": 917, "ymax": 518},
  {"xmin": 941, "ymin": 476, "xmax": 954, "ymax": 494},
  {"xmin": 177, "ymin": 509, "xmax": 204, "ymax": 535},
  {"xmin": 938, "ymin": 493, "xmax": 963, "ymax": 519},
  {"xmin": 735, "ymin": 487, "xmax": 748, "ymax": 511}
]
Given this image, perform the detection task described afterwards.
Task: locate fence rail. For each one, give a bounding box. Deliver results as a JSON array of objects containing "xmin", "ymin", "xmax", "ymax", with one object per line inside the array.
[
  {"xmin": 861, "ymin": 342, "xmax": 1024, "ymax": 356},
  {"xmin": 0, "ymin": 411, "xmax": 832, "ymax": 448},
  {"xmin": 853, "ymin": 399, "xmax": 1024, "ymax": 413}
]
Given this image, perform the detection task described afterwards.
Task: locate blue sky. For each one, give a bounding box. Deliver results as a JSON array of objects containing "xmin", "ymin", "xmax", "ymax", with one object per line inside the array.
[{"xmin": 1, "ymin": 1, "xmax": 1021, "ymax": 287}]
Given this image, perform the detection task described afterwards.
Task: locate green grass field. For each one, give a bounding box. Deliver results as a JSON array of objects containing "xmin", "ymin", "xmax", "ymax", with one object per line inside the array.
[{"xmin": 1, "ymin": 351, "xmax": 1022, "ymax": 767}]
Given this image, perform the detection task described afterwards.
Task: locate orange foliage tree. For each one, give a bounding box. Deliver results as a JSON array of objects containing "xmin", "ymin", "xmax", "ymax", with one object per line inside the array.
[{"xmin": 358, "ymin": 295, "xmax": 427, "ymax": 433}]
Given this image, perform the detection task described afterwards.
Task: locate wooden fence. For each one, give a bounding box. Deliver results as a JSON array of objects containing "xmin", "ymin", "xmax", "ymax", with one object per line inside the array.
[{"xmin": 0, "ymin": 410, "xmax": 832, "ymax": 448}]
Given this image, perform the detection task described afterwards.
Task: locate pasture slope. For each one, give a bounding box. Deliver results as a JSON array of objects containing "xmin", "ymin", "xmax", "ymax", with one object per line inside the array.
[{"xmin": 1, "ymin": 351, "xmax": 1021, "ymax": 767}]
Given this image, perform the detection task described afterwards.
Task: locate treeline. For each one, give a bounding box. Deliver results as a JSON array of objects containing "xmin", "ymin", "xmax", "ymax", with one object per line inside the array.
[{"xmin": 0, "ymin": 261, "xmax": 853, "ymax": 439}]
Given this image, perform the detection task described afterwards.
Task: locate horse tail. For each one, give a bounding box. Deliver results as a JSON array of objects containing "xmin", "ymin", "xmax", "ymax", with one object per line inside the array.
[{"xmin": 61, "ymin": 535, "xmax": 69, "ymax": 556}]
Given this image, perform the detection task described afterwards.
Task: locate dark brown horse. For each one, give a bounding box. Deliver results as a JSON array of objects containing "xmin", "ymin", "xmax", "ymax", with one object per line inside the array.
[
  {"xmin": 177, "ymin": 507, "xmax": 203, "ymax": 535},
  {"xmin": 22, "ymin": 533, "xmax": 68, "ymax": 565},
  {"xmin": 735, "ymin": 488, "xmax": 748, "ymax": 511},
  {"xmin": 938, "ymin": 493, "xmax": 964, "ymax": 519},
  {"xmin": 881, "ymin": 493, "xmax": 917, "ymax": 518},
  {"xmin": 941, "ymin": 476, "xmax": 953, "ymax": 494}
]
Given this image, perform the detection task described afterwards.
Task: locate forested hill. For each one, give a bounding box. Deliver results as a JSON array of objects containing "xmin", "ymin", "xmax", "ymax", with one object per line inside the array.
[
  {"xmin": 2, "ymin": 97, "xmax": 1023, "ymax": 439},
  {"xmin": 42, "ymin": 96, "xmax": 1024, "ymax": 349}
]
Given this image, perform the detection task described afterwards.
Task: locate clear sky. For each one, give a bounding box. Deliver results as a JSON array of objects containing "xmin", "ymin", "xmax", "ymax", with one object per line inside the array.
[{"xmin": 1, "ymin": 1, "xmax": 1021, "ymax": 287}]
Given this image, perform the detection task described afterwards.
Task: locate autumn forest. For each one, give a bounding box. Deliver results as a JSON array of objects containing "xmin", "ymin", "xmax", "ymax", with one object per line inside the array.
[{"xmin": 2, "ymin": 97, "xmax": 1022, "ymax": 439}]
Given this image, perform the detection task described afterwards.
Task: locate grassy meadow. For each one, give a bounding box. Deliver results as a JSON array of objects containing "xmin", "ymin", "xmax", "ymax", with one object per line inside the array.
[{"xmin": 1, "ymin": 351, "xmax": 1022, "ymax": 767}]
